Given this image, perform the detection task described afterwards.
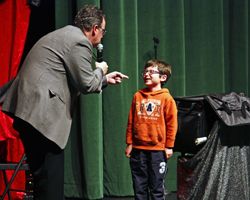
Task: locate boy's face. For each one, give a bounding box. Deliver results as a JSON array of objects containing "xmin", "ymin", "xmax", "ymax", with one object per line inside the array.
[{"xmin": 142, "ymin": 66, "xmax": 166, "ymax": 90}]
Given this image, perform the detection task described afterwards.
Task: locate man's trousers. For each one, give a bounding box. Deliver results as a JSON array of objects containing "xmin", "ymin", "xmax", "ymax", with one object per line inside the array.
[{"xmin": 13, "ymin": 118, "xmax": 64, "ymax": 200}]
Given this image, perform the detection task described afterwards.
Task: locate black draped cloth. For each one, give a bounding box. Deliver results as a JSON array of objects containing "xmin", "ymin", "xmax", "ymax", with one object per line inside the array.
[{"xmin": 177, "ymin": 92, "xmax": 250, "ymax": 200}]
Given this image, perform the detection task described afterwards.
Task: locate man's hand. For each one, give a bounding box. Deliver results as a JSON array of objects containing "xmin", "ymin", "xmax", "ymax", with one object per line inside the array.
[
  {"xmin": 106, "ymin": 71, "xmax": 129, "ymax": 84},
  {"xmin": 95, "ymin": 61, "xmax": 108, "ymax": 75}
]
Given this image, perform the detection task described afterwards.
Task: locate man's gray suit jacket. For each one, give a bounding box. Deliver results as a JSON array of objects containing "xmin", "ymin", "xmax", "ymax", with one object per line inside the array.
[{"xmin": 2, "ymin": 25, "xmax": 107, "ymax": 149}]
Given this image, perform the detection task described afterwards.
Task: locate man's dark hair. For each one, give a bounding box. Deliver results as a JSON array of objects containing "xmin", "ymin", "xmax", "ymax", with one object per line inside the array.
[{"xmin": 74, "ymin": 4, "xmax": 105, "ymax": 31}]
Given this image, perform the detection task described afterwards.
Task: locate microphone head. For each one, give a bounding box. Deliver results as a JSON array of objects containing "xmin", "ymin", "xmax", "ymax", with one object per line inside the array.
[
  {"xmin": 97, "ymin": 43, "xmax": 104, "ymax": 62},
  {"xmin": 97, "ymin": 43, "xmax": 104, "ymax": 51},
  {"xmin": 153, "ymin": 37, "xmax": 160, "ymax": 44}
]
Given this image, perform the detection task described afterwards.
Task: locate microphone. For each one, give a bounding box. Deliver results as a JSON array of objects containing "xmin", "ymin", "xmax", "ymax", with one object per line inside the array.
[
  {"xmin": 153, "ymin": 37, "xmax": 160, "ymax": 44},
  {"xmin": 97, "ymin": 43, "xmax": 104, "ymax": 62}
]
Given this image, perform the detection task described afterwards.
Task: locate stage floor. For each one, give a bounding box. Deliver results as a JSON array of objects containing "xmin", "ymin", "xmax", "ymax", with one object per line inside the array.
[{"xmin": 66, "ymin": 191, "xmax": 177, "ymax": 200}]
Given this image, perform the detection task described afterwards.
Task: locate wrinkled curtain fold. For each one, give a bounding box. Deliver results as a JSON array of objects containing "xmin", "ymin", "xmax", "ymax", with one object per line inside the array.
[{"xmin": 0, "ymin": 0, "xmax": 31, "ymax": 199}]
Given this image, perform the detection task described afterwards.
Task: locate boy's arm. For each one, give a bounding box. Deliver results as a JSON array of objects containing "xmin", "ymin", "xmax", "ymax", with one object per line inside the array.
[
  {"xmin": 165, "ymin": 97, "xmax": 178, "ymax": 149},
  {"xmin": 126, "ymin": 104, "xmax": 134, "ymax": 145},
  {"xmin": 125, "ymin": 97, "xmax": 135, "ymax": 157}
]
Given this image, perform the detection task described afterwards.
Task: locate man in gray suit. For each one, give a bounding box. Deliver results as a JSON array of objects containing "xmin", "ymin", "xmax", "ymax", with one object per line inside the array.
[{"xmin": 1, "ymin": 4, "xmax": 128, "ymax": 200}]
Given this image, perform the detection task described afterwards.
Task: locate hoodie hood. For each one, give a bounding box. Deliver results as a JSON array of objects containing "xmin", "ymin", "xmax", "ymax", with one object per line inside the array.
[{"xmin": 138, "ymin": 88, "xmax": 169, "ymax": 97}]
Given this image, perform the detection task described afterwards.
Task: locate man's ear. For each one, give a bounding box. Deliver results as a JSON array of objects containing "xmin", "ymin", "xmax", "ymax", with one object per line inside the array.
[
  {"xmin": 92, "ymin": 25, "xmax": 98, "ymax": 36},
  {"xmin": 160, "ymin": 74, "xmax": 167, "ymax": 82}
]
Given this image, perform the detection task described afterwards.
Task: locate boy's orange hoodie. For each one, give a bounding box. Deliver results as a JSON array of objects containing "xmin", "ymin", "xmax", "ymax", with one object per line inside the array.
[{"xmin": 126, "ymin": 88, "xmax": 178, "ymax": 150}]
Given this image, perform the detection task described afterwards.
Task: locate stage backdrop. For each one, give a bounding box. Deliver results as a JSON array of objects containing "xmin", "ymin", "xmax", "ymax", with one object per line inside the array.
[
  {"xmin": 46, "ymin": 0, "xmax": 250, "ymax": 199},
  {"xmin": 57, "ymin": 0, "xmax": 250, "ymax": 199}
]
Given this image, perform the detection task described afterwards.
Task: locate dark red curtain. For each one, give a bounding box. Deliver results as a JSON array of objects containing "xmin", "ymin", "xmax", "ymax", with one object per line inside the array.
[{"xmin": 0, "ymin": 0, "xmax": 31, "ymax": 199}]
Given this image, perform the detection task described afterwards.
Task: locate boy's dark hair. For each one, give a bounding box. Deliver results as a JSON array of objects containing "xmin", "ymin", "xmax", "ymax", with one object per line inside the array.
[
  {"xmin": 144, "ymin": 59, "xmax": 172, "ymax": 84},
  {"xmin": 74, "ymin": 4, "xmax": 105, "ymax": 32}
]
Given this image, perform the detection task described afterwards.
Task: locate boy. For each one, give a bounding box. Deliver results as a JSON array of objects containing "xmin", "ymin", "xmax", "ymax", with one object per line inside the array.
[{"xmin": 125, "ymin": 59, "xmax": 178, "ymax": 200}]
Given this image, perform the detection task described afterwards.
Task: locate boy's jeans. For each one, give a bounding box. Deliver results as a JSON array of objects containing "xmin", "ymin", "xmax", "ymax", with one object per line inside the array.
[{"xmin": 130, "ymin": 149, "xmax": 168, "ymax": 200}]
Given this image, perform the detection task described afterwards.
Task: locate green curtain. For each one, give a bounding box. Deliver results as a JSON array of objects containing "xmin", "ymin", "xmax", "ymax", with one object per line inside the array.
[{"xmin": 55, "ymin": 0, "xmax": 249, "ymax": 199}]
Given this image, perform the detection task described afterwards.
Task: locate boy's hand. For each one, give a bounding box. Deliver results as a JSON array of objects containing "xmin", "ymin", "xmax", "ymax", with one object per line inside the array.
[
  {"xmin": 165, "ymin": 148, "xmax": 173, "ymax": 159},
  {"xmin": 125, "ymin": 144, "xmax": 132, "ymax": 158}
]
